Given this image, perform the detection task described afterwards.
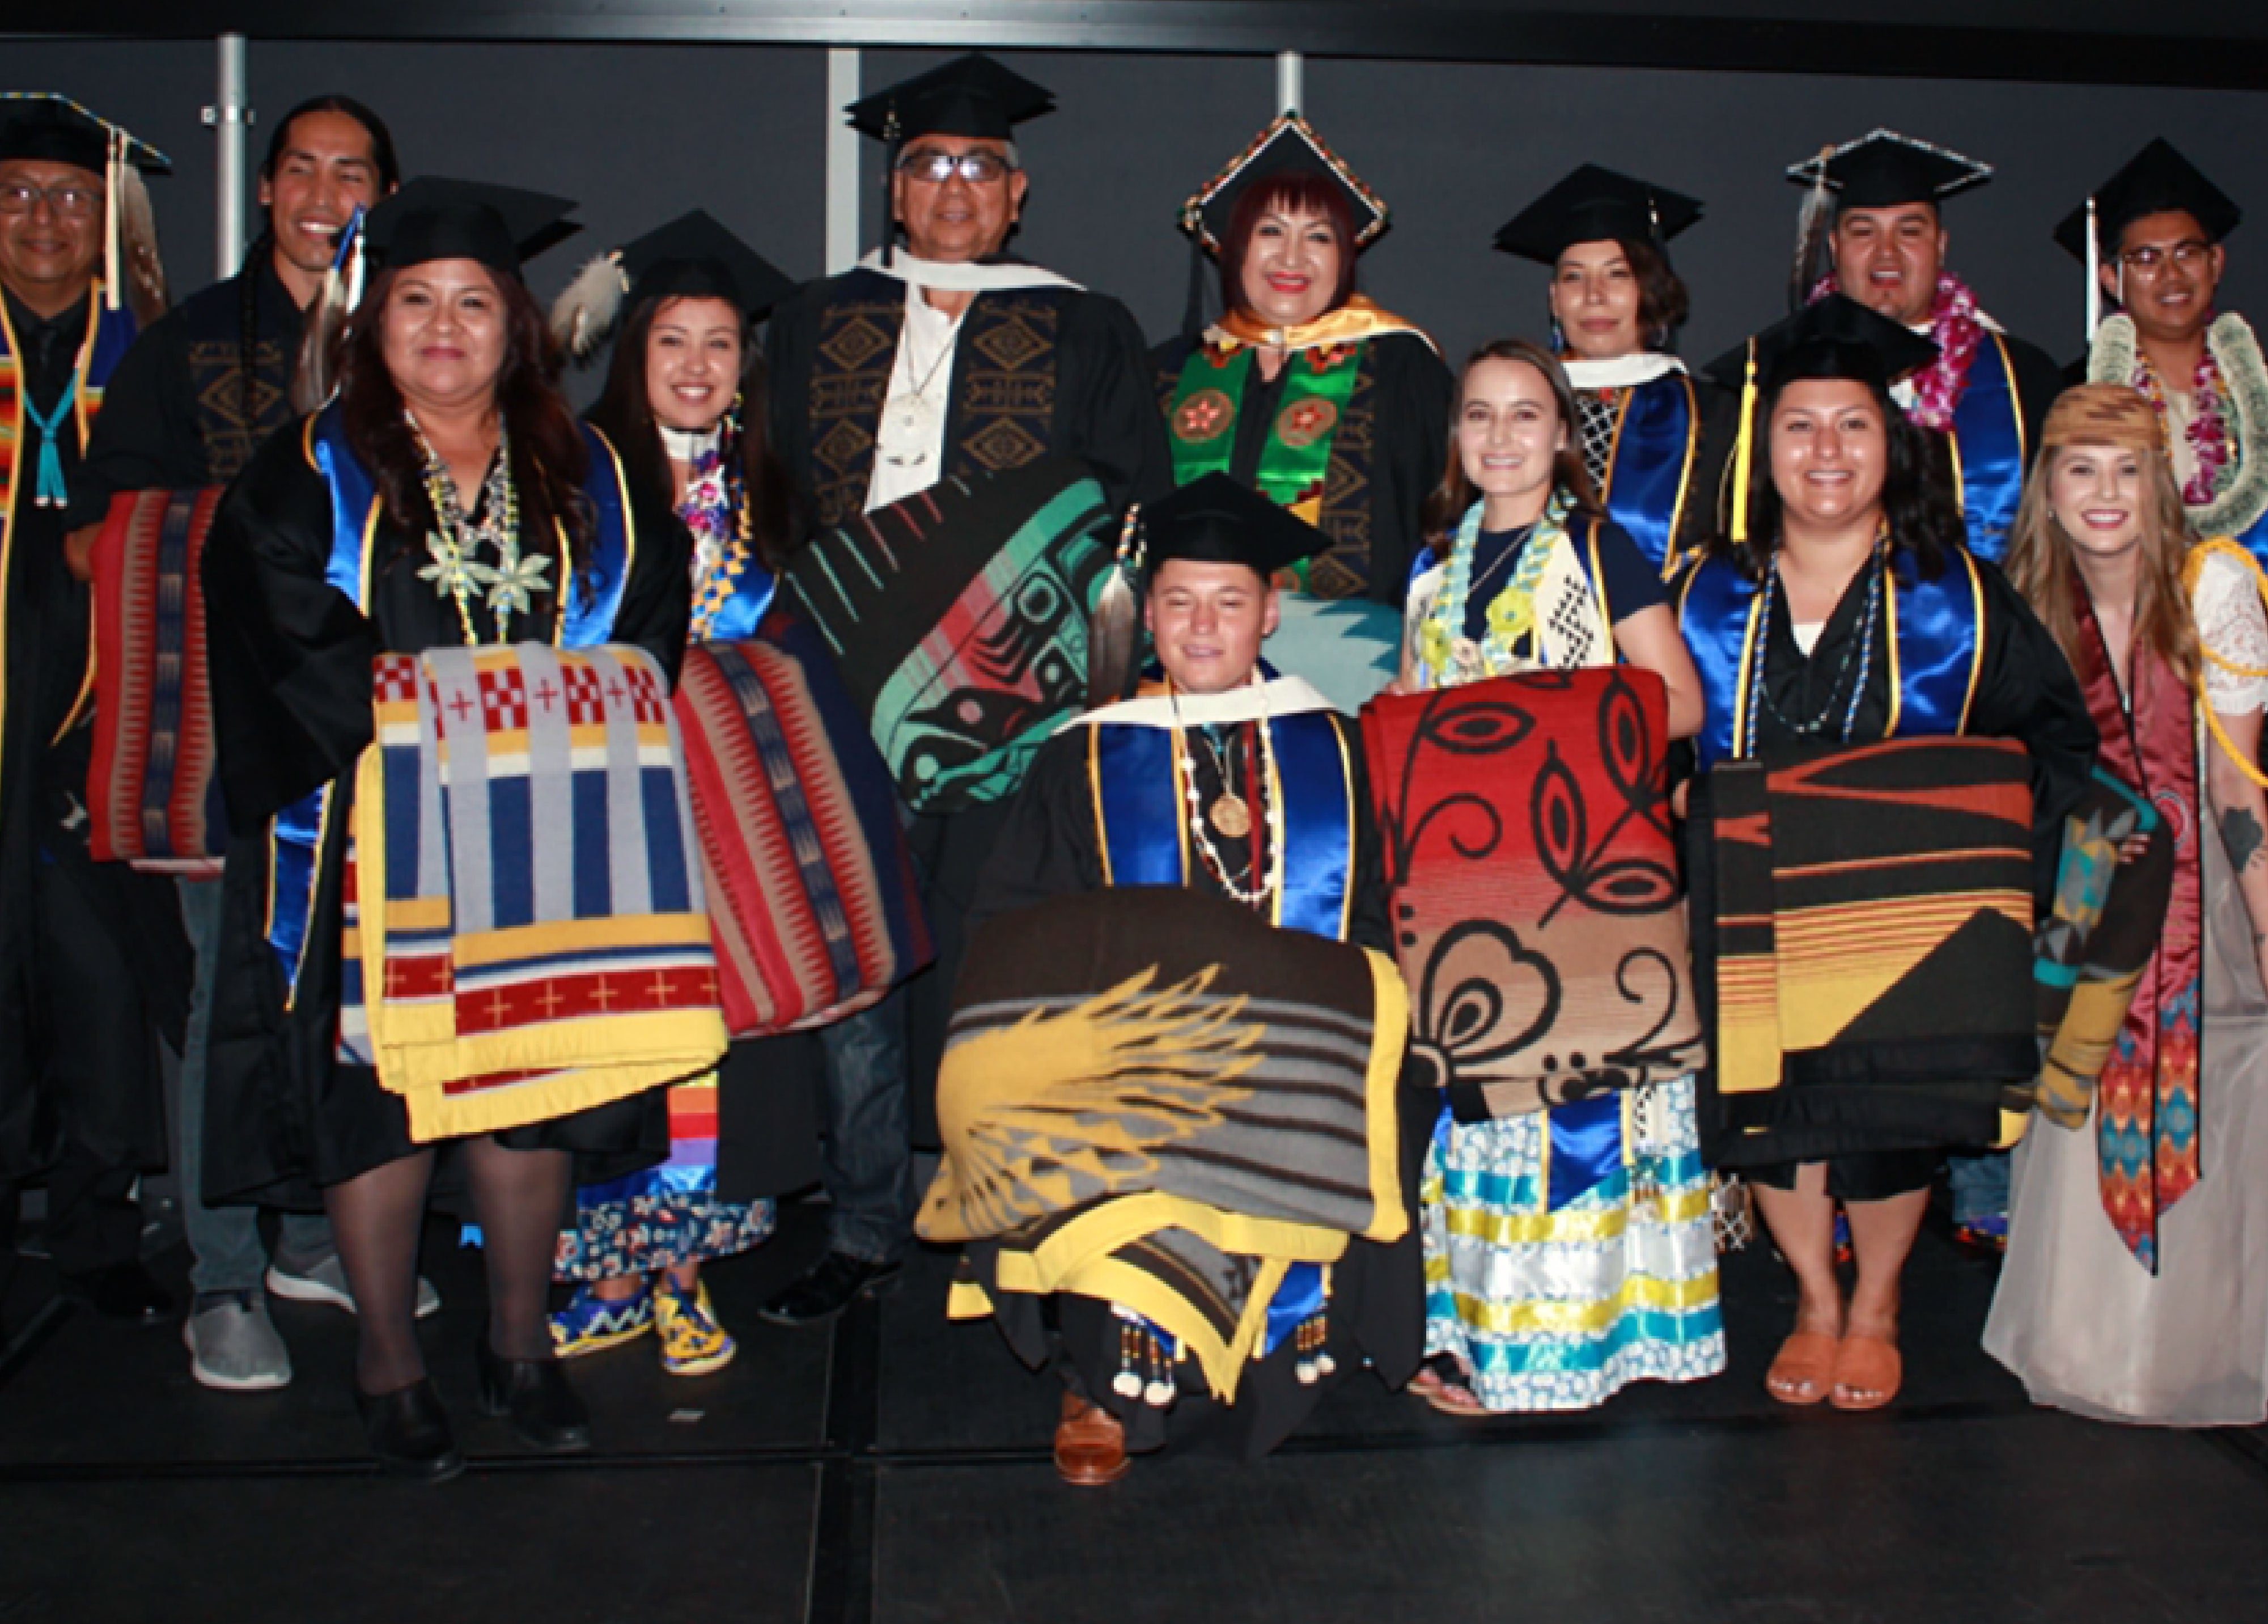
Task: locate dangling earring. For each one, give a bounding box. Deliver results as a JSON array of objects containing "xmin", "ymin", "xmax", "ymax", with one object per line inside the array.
[{"xmin": 1549, "ymin": 312, "xmax": 1566, "ymax": 356}]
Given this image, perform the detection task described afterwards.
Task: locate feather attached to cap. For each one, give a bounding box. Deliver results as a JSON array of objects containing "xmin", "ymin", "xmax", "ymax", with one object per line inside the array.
[
  {"xmin": 1790, "ymin": 145, "xmax": 1835, "ymax": 315},
  {"xmin": 550, "ymin": 249, "xmax": 629, "ymax": 361},
  {"xmin": 115, "ymin": 162, "xmax": 168, "ymax": 327},
  {"xmin": 291, "ymin": 206, "xmax": 364, "ymax": 414},
  {"xmin": 1084, "ymin": 507, "xmax": 1145, "ymax": 710}
]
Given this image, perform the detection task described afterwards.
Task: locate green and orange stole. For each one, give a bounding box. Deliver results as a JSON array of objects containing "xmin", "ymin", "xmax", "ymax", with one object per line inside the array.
[
  {"xmin": 1360, "ymin": 667, "xmax": 1701, "ymax": 1122},
  {"xmin": 924, "ymin": 886, "xmax": 1408, "ymax": 1400},
  {"xmin": 87, "ymin": 487, "xmax": 230, "ymax": 872},
  {"xmin": 1692, "ymin": 736, "xmax": 2039, "ymax": 1163},
  {"xmin": 2068, "ymin": 590, "xmax": 2202, "ymax": 1272},
  {"xmin": 673, "ymin": 610, "xmax": 932, "ymax": 1037},
  {"xmin": 783, "ymin": 454, "xmax": 1114, "ymax": 815}
]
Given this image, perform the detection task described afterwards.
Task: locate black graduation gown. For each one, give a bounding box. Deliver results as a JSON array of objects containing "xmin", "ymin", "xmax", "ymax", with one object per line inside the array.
[
  {"xmin": 197, "ymin": 418, "xmax": 694, "ymax": 1207},
  {"xmin": 0, "ymin": 291, "xmax": 190, "ymax": 1182},
  {"xmin": 67, "ymin": 254, "xmax": 304, "ymax": 524},
  {"xmin": 1150, "ymin": 328, "xmax": 1455, "ymax": 605},
  {"xmin": 765, "ymin": 267, "xmax": 1172, "ymax": 536},
  {"xmin": 1686, "ymin": 549, "xmax": 2097, "ymax": 1173},
  {"xmin": 964, "ymin": 714, "xmax": 1431, "ymax": 1459},
  {"xmin": 1574, "ymin": 370, "xmax": 1741, "ymax": 563}
]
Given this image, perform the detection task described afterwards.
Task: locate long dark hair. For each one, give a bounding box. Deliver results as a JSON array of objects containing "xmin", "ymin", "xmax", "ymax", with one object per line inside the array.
[
  {"xmin": 336, "ymin": 262, "xmax": 592, "ymax": 563},
  {"xmin": 1420, "ymin": 337, "xmax": 1600, "ymax": 540},
  {"xmin": 586, "ymin": 293, "xmax": 797, "ymax": 570},
  {"xmin": 1220, "ymin": 169, "xmax": 1360, "ymax": 317},
  {"xmin": 1713, "ymin": 374, "xmax": 1964, "ymax": 580}
]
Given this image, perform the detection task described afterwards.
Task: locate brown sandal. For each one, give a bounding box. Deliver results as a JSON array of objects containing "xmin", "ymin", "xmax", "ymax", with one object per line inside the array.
[
  {"xmin": 1828, "ymin": 1334, "xmax": 1902, "ymax": 1411},
  {"xmin": 1765, "ymin": 1330, "xmax": 1840, "ymax": 1406},
  {"xmin": 1411, "ymin": 1359, "xmax": 1489, "ymax": 1417}
]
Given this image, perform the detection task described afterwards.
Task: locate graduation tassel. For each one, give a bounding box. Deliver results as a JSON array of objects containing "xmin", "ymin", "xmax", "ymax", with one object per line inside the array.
[
  {"xmin": 2084, "ymin": 195, "xmax": 2102, "ymax": 345},
  {"xmin": 879, "ymin": 113, "xmax": 901, "ymax": 269},
  {"xmin": 1730, "ymin": 341, "xmax": 1758, "ymax": 548},
  {"xmin": 1181, "ymin": 231, "xmax": 1209, "ymax": 340},
  {"xmin": 103, "ymin": 126, "xmax": 124, "ymax": 313}
]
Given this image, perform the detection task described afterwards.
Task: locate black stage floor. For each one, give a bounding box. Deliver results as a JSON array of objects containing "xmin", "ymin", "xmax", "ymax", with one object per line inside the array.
[{"xmin": 4, "ymin": 1203, "xmax": 2266, "ymax": 1624}]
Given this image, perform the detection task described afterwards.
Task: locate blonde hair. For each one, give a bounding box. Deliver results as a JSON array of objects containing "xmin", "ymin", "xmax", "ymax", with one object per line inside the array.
[{"xmin": 2003, "ymin": 435, "xmax": 2199, "ymax": 688}]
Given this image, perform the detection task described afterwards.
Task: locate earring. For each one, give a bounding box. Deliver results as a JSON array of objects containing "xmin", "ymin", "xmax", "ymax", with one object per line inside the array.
[{"xmin": 1549, "ymin": 316, "xmax": 1566, "ymax": 355}]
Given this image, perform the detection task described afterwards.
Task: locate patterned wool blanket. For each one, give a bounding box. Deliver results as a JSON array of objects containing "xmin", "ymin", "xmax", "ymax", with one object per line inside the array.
[
  {"xmin": 673, "ymin": 613, "xmax": 932, "ymax": 1037},
  {"xmin": 782, "ymin": 455, "xmax": 1113, "ymax": 815},
  {"xmin": 2033, "ymin": 768, "xmax": 2172, "ymax": 1129},
  {"xmin": 1690, "ymin": 736, "xmax": 2039, "ymax": 1161},
  {"xmin": 1360, "ymin": 667, "xmax": 1701, "ymax": 1121},
  {"xmin": 340, "ymin": 643, "xmax": 728, "ymax": 1142},
  {"xmin": 87, "ymin": 487, "xmax": 228, "ymax": 872},
  {"xmin": 921, "ymin": 885, "xmax": 1408, "ymax": 1399}
]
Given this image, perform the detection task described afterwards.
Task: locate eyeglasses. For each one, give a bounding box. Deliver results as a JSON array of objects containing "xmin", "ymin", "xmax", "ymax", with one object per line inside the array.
[
  {"xmin": 2121, "ymin": 240, "xmax": 2215, "ymax": 277},
  {"xmin": 0, "ymin": 181, "xmax": 101, "ymax": 219},
  {"xmin": 895, "ymin": 149, "xmax": 1016, "ymax": 185}
]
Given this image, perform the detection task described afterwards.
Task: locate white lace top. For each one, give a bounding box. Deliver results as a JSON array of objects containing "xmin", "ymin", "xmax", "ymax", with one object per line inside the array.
[{"xmin": 2193, "ymin": 547, "xmax": 2268, "ymax": 717}]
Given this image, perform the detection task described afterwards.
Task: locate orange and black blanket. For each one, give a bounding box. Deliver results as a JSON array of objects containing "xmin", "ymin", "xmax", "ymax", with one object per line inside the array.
[
  {"xmin": 1688, "ymin": 736, "xmax": 2040, "ymax": 1167},
  {"xmin": 87, "ymin": 487, "xmax": 227, "ymax": 872}
]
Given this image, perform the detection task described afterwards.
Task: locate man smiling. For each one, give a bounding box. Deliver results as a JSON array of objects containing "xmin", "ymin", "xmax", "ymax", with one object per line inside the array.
[
  {"xmin": 1790, "ymin": 130, "xmax": 2063, "ymax": 566},
  {"xmin": 2067, "ymin": 139, "xmax": 2268, "ymax": 563}
]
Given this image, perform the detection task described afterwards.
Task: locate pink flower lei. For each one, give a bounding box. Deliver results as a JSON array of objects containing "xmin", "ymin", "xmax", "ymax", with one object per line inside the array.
[
  {"xmin": 1808, "ymin": 269, "xmax": 1986, "ymax": 432},
  {"xmin": 2130, "ymin": 338, "xmax": 2232, "ymax": 508}
]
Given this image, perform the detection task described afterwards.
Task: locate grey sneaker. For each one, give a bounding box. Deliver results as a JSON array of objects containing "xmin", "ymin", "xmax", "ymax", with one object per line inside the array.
[
  {"xmin": 184, "ymin": 1292, "xmax": 292, "ymax": 1391},
  {"xmin": 266, "ymin": 1254, "xmax": 443, "ymax": 1320}
]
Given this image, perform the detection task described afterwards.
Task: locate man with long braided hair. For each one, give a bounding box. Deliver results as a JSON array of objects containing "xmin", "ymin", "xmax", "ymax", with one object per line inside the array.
[{"xmin": 63, "ymin": 95, "xmax": 401, "ymax": 1393}]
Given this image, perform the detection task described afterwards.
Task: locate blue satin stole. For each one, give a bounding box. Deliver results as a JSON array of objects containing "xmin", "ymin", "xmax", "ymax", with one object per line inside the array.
[
  {"xmin": 1948, "ymin": 333, "xmax": 2027, "ymax": 565},
  {"xmin": 1600, "ymin": 371, "xmax": 1699, "ymax": 579},
  {"xmin": 1088, "ymin": 709, "xmax": 1355, "ymax": 943},
  {"xmin": 1677, "ymin": 548, "xmax": 1987, "ymax": 771},
  {"xmin": 264, "ymin": 407, "xmax": 641, "ymax": 1000}
]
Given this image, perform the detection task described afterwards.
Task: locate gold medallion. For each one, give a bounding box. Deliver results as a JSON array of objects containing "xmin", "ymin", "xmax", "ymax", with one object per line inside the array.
[{"xmin": 1209, "ymin": 794, "xmax": 1253, "ymax": 840}]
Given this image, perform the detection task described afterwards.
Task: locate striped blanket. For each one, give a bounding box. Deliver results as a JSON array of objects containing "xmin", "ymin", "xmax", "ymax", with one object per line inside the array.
[
  {"xmin": 923, "ymin": 885, "xmax": 1408, "ymax": 1400},
  {"xmin": 783, "ymin": 455, "xmax": 1114, "ymax": 815},
  {"xmin": 1690, "ymin": 735, "xmax": 2039, "ymax": 1163},
  {"xmin": 673, "ymin": 614, "xmax": 932, "ymax": 1037},
  {"xmin": 340, "ymin": 643, "xmax": 728, "ymax": 1142},
  {"xmin": 87, "ymin": 487, "xmax": 228, "ymax": 872}
]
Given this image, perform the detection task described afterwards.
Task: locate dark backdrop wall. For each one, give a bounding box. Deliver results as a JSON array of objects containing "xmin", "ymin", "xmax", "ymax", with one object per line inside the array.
[{"xmin": 14, "ymin": 37, "xmax": 2266, "ymax": 391}]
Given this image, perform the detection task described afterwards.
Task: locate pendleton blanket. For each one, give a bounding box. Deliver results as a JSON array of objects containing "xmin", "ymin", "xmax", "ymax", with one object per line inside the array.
[
  {"xmin": 674, "ymin": 614, "xmax": 932, "ymax": 1037},
  {"xmin": 782, "ymin": 455, "xmax": 1114, "ymax": 816},
  {"xmin": 921, "ymin": 885, "xmax": 1408, "ymax": 1399},
  {"xmin": 340, "ymin": 643, "xmax": 728, "ymax": 1142},
  {"xmin": 87, "ymin": 487, "xmax": 228, "ymax": 872},
  {"xmin": 2033, "ymin": 767, "xmax": 2173, "ymax": 1130},
  {"xmin": 1690, "ymin": 736, "xmax": 2038, "ymax": 1163},
  {"xmin": 1360, "ymin": 667, "xmax": 1702, "ymax": 1121}
]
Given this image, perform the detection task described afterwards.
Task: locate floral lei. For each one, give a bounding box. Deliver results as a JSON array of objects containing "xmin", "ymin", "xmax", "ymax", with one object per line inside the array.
[
  {"xmin": 1810, "ymin": 269, "xmax": 1985, "ymax": 432},
  {"xmin": 1415, "ymin": 491, "xmax": 1574, "ymax": 686},
  {"xmin": 2131, "ymin": 340, "xmax": 2233, "ymax": 508}
]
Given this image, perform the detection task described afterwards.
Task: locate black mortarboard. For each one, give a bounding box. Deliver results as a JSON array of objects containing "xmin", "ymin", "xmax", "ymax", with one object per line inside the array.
[
  {"xmin": 618, "ymin": 210, "xmax": 795, "ymax": 316},
  {"xmin": 2054, "ymin": 138, "xmax": 2242, "ymax": 259},
  {"xmin": 1493, "ymin": 164, "xmax": 1702, "ymax": 265},
  {"xmin": 845, "ymin": 53, "xmax": 1053, "ymax": 144},
  {"xmin": 1134, "ymin": 473, "xmax": 1331, "ymax": 580},
  {"xmin": 1181, "ymin": 113, "xmax": 1387, "ymax": 257},
  {"xmin": 1704, "ymin": 294, "xmax": 1940, "ymax": 399},
  {"xmin": 0, "ymin": 92, "xmax": 168, "ymax": 176},
  {"xmin": 1787, "ymin": 129, "xmax": 1991, "ymax": 212},
  {"xmin": 365, "ymin": 176, "xmax": 578, "ymax": 278}
]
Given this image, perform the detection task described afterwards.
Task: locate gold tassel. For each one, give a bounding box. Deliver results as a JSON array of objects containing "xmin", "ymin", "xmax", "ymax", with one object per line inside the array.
[
  {"xmin": 103, "ymin": 127, "xmax": 123, "ymax": 313},
  {"xmin": 1730, "ymin": 342, "xmax": 1758, "ymax": 547},
  {"xmin": 2085, "ymin": 196, "xmax": 2101, "ymax": 344}
]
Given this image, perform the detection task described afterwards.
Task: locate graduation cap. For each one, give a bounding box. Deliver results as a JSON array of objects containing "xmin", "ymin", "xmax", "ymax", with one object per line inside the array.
[
  {"xmin": 2053, "ymin": 141, "xmax": 2240, "ymax": 344},
  {"xmin": 1705, "ymin": 296, "xmax": 1941, "ymax": 544},
  {"xmin": 364, "ymin": 176, "xmax": 579, "ymax": 279},
  {"xmin": 0, "ymin": 92, "xmax": 172, "ymax": 321},
  {"xmin": 1176, "ymin": 113, "xmax": 1387, "ymax": 334},
  {"xmin": 845, "ymin": 52, "xmax": 1053, "ymax": 144},
  {"xmin": 550, "ymin": 209, "xmax": 796, "ymax": 360},
  {"xmin": 1786, "ymin": 129, "xmax": 1992, "ymax": 211},
  {"xmin": 1493, "ymin": 164, "xmax": 1702, "ymax": 266}
]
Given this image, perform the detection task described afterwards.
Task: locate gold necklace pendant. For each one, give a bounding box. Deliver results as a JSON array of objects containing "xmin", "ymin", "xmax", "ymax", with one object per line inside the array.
[{"xmin": 1209, "ymin": 793, "xmax": 1252, "ymax": 841}]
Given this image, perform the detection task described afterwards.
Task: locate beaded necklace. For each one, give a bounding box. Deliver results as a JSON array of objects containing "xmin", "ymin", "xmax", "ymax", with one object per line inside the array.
[
  {"xmin": 1169, "ymin": 680, "xmax": 1281, "ymax": 911},
  {"xmin": 409, "ymin": 412, "xmax": 552, "ymax": 646},
  {"xmin": 669, "ymin": 414, "xmax": 755, "ymax": 641},
  {"xmin": 1416, "ymin": 490, "xmax": 1575, "ymax": 686},
  {"xmin": 1749, "ymin": 537, "xmax": 1884, "ymax": 748}
]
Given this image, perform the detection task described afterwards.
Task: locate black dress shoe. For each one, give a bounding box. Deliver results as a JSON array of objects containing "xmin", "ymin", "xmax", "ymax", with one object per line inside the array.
[
  {"xmin": 756, "ymin": 1250, "xmax": 902, "ymax": 1327},
  {"xmin": 61, "ymin": 1261, "xmax": 172, "ymax": 1324},
  {"xmin": 475, "ymin": 1338, "xmax": 592, "ymax": 1454},
  {"xmin": 355, "ymin": 1378, "xmax": 465, "ymax": 1483}
]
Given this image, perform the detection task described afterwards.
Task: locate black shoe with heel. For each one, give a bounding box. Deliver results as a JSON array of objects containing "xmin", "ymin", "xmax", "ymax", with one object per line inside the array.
[
  {"xmin": 355, "ymin": 1377, "xmax": 464, "ymax": 1483},
  {"xmin": 475, "ymin": 1338, "xmax": 592, "ymax": 1454}
]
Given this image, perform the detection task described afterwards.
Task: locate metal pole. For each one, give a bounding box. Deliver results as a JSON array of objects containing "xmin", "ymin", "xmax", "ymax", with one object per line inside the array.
[
  {"xmin": 204, "ymin": 33, "xmax": 251, "ymax": 278},
  {"xmin": 1276, "ymin": 50, "xmax": 1303, "ymax": 115},
  {"xmin": 825, "ymin": 49, "xmax": 862, "ymax": 274}
]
